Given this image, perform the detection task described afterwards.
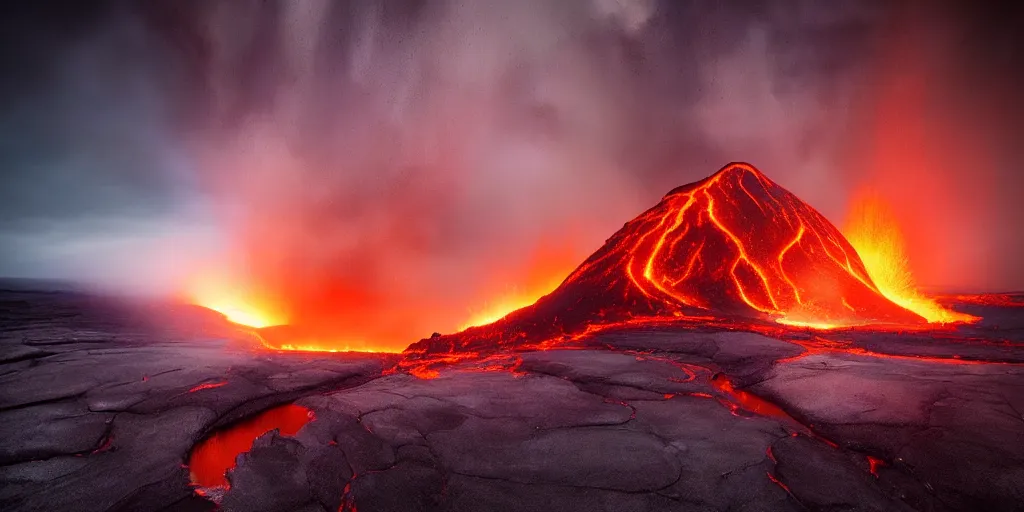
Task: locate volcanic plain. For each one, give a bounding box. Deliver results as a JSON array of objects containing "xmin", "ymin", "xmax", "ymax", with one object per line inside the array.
[{"xmin": 2, "ymin": 164, "xmax": 1023, "ymax": 512}]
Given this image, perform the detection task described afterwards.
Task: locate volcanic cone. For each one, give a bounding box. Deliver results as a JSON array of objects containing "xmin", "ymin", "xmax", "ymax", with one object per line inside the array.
[{"xmin": 407, "ymin": 162, "xmax": 925, "ymax": 356}]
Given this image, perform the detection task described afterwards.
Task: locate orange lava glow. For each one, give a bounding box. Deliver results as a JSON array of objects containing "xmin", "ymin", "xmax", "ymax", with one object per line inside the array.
[
  {"xmin": 188, "ymin": 404, "xmax": 312, "ymax": 488},
  {"xmin": 186, "ymin": 239, "xmax": 580, "ymax": 352},
  {"xmin": 188, "ymin": 381, "xmax": 228, "ymax": 393},
  {"xmin": 710, "ymin": 373, "xmax": 790, "ymax": 420},
  {"xmin": 276, "ymin": 343, "xmax": 377, "ymax": 353},
  {"xmin": 184, "ymin": 271, "xmax": 286, "ymax": 329},
  {"xmin": 189, "ymin": 162, "xmax": 986, "ymax": 357},
  {"xmin": 459, "ymin": 282, "xmax": 560, "ymax": 330},
  {"xmin": 460, "ymin": 241, "xmax": 580, "ymax": 329},
  {"xmin": 774, "ymin": 318, "xmax": 842, "ymax": 330},
  {"xmin": 248, "ymin": 325, "xmax": 401, "ymax": 353},
  {"xmin": 842, "ymin": 191, "xmax": 979, "ymax": 324},
  {"xmin": 867, "ymin": 456, "xmax": 886, "ymax": 478}
]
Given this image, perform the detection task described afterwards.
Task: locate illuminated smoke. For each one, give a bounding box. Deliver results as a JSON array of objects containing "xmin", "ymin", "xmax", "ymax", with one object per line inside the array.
[{"xmin": 0, "ymin": 1, "xmax": 1020, "ymax": 348}]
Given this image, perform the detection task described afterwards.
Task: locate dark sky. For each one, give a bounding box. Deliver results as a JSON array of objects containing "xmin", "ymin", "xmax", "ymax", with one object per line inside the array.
[{"xmin": 0, "ymin": 0, "xmax": 1021, "ymax": 305}]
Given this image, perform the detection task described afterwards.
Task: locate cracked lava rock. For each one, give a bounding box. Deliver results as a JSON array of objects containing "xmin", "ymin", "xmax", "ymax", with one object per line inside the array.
[
  {"xmin": 2, "ymin": 287, "xmax": 1022, "ymax": 512},
  {"xmin": 2, "ymin": 164, "xmax": 1023, "ymax": 511}
]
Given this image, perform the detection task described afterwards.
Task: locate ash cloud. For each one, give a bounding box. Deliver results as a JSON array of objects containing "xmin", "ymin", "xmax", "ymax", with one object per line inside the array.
[{"xmin": 0, "ymin": 0, "xmax": 1020, "ymax": 323}]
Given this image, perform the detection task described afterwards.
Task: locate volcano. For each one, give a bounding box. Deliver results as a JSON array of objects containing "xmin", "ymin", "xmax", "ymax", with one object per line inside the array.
[{"xmin": 408, "ymin": 163, "xmax": 924, "ymax": 356}]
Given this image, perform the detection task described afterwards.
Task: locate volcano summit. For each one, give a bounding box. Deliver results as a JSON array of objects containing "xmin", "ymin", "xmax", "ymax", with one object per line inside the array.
[{"xmin": 409, "ymin": 162, "xmax": 925, "ymax": 356}]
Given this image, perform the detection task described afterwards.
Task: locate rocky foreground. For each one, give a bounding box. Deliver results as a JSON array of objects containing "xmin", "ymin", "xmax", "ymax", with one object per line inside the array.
[{"xmin": 1, "ymin": 285, "xmax": 1023, "ymax": 512}]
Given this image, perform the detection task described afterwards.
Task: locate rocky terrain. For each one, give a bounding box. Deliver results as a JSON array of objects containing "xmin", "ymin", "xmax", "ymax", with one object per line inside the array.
[{"xmin": 1, "ymin": 284, "xmax": 1023, "ymax": 511}]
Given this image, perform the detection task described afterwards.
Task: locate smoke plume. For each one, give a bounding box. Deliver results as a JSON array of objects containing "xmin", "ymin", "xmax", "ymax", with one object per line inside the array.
[{"xmin": 0, "ymin": 0, "xmax": 1020, "ymax": 348}]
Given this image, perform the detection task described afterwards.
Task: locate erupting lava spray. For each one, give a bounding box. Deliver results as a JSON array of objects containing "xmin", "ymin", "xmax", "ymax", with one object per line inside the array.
[{"xmin": 842, "ymin": 191, "xmax": 979, "ymax": 324}]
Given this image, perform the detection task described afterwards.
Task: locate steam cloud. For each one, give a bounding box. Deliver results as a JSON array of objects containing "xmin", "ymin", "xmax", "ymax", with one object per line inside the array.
[{"xmin": 0, "ymin": 1, "xmax": 1020, "ymax": 343}]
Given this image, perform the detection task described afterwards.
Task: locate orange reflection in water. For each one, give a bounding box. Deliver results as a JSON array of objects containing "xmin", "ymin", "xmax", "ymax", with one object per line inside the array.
[{"xmin": 187, "ymin": 404, "xmax": 312, "ymax": 488}]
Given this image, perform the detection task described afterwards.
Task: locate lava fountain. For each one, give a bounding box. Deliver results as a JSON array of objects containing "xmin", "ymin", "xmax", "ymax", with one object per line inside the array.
[{"xmin": 842, "ymin": 190, "xmax": 979, "ymax": 324}]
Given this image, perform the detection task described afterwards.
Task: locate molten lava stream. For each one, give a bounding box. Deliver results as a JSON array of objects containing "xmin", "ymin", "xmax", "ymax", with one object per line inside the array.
[{"xmin": 188, "ymin": 404, "xmax": 312, "ymax": 489}]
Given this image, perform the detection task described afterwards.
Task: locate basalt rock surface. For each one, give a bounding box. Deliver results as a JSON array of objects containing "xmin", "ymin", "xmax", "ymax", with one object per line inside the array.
[{"xmin": 1, "ymin": 284, "xmax": 1023, "ymax": 511}]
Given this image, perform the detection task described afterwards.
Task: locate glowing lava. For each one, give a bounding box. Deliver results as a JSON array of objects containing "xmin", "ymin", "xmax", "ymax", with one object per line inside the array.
[
  {"xmin": 409, "ymin": 162, "xmax": 928, "ymax": 357},
  {"xmin": 188, "ymin": 404, "xmax": 312, "ymax": 488},
  {"xmin": 252, "ymin": 325, "xmax": 399, "ymax": 353},
  {"xmin": 842, "ymin": 191, "xmax": 979, "ymax": 324},
  {"xmin": 187, "ymin": 237, "xmax": 580, "ymax": 352},
  {"xmin": 553, "ymin": 162, "xmax": 926, "ymax": 327}
]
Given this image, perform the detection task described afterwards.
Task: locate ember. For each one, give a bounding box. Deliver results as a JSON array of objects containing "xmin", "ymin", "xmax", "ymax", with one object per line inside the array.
[{"xmin": 187, "ymin": 381, "xmax": 228, "ymax": 393}]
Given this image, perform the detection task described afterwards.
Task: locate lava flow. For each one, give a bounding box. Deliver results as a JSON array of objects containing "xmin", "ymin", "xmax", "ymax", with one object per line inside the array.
[
  {"xmin": 408, "ymin": 162, "xmax": 941, "ymax": 356},
  {"xmin": 188, "ymin": 404, "xmax": 312, "ymax": 489}
]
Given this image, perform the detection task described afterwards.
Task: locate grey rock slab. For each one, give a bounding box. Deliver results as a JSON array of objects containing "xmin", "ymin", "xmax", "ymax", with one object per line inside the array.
[
  {"xmin": 0, "ymin": 401, "xmax": 113, "ymax": 464},
  {"xmin": 771, "ymin": 433, "xmax": 914, "ymax": 511},
  {"xmin": 222, "ymin": 433, "xmax": 318, "ymax": 512},
  {"xmin": 518, "ymin": 349, "xmax": 711, "ymax": 398},
  {"xmin": 753, "ymin": 351, "xmax": 1024, "ymax": 511},
  {"xmin": 443, "ymin": 473, "xmax": 697, "ymax": 512},
  {"xmin": 435, "ymin": 424, "xmax": 681, "ymax": 492},
  {"xmin": 347, "ymin": 461, "xmax": 445, "ymax": 512}
]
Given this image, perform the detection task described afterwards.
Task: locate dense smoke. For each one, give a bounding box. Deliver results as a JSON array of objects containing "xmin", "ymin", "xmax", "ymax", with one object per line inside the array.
[{"xmin": 0, "ymin": 1, "xmax": 1020, "ymax": 345}]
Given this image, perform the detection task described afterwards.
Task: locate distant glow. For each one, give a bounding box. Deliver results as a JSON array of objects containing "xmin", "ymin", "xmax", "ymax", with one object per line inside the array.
[
  {"xmin": 276, "ymin": 343, "xmax": 395, "ymax": 354},
  {"xmin": 460, "ymin": 282, "xmax": 563, "ymax": 329},
  {"xmin": 459, "ymin": 241, "xmax": 579, "ymax": 329},
  {"xmin": 775, "ymin": 318, "xmax": 842, "ymax": 330},
  {"xmin": 185, "ymin": 270, "xmax": 286, "ymax": 328},
  {"xmin": 210, "ymin": 305, "xmax": 278, "ymax": 328},
  {"xmin": 842, "ymin": 192, "xmax": 979, "ymax": 324},
  {"xmin": 178, "ymin": 234, "xmax": 583, "ymax": 351}
]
